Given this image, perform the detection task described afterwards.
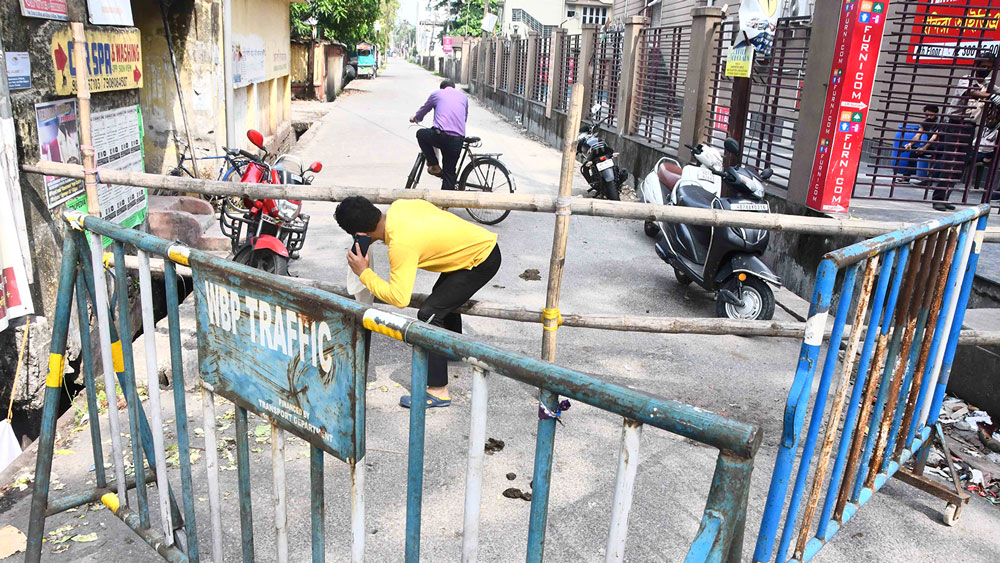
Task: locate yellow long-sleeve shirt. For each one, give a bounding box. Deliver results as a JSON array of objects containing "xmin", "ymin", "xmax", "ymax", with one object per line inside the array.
[{"xmin": 359, "ymin": 200, "xmax": 498, "ymax": 308}]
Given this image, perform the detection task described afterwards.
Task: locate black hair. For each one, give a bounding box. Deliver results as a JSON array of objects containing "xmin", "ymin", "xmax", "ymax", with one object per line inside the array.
[
  {"xmin": 440, "ymin": 79, "xmax": 455, "ymax": 89},
  {"xmin": 335, "ymin": 196, "xmax": 381, "ymax": 234},
  {"xmin": 923, "ymin": 104, "xmax": 939, "ymax": 113}
]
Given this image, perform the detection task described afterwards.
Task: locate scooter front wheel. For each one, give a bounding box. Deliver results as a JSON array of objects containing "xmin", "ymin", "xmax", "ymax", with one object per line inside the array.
[{"xmin": 716, "ymin": 276, "xmax": 775, "ymax": 321}]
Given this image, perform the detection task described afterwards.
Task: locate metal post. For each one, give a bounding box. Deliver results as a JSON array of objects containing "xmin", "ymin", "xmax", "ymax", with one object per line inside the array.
[
  {"xmin": 350, "ymin": 457, "xmax": 365, "ymax": 563},
  {"xmin": 25, "ymin": 236, "xmax": 78, "ymax": 563},
  {"xmin": 235, "ymin": 406, "xmax": 256, "ymax": 561},
  {"xmin": 406, "ymin": 347, "xmax": 429, "ymax": 562},
  {"xmin": 272, "ymin": 425, "xmax": 288, "ymax": 563},
  {"xmin": 74, "ymin": 274, "xmax": 107, "ymax": 490},
  {"xmin": 201, "ymin": 387, "xmax": 224, "ymax": 563},
  {"xmin": 604, "ymin": 419, "xmax": 642, "ymax": 563},
  {"xmin": 138, "ymin": 249, "xmax": 174, "ymax": 543},
  {"xmin": 462, "ymin": 367, "xmax": 489, "ymax": 563},
  {"xmin": 312, "ymin": 446, "xmax": 326, "ymax": 563}
]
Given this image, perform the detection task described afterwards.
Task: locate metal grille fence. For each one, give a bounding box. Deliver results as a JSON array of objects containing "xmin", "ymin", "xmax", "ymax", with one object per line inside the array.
[
  {"xmin": 471, "ymin": 43, "xmax": 479, "ymax": 82},
  {"xmin": 513, "ymin": 38, "xmax": 528, "ymax": 96},
  {"xmin": 533, "ymin": 36, "xmax": 552, "ymax": 103},
  {"xmin": 499, "ymin": 39, "xmax": 511, "ymax": 91},
  {"xmin": 631, "ymin": 25, "xmax": 690, "ymax": 150},
  {"xmin": 555, "ymin": 34, "xmax": 581, "ymax": 112},
  {"xmin": 488, "ymin": 41, "xmax": 497, "ymax": 86},
  {"xmin": 853, "ymin": 0, "xmax": 1000, "ymax": 207},
  {"xmin": 705, "ymin": 17, "xmax": 812, "ymax": 189},
  {"xmin": 591, "ymin": 30, "xmax": 625, "ymax": 127}
]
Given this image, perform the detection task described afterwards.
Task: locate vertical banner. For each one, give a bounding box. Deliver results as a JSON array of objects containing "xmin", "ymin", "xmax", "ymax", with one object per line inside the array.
[
  {"xmin": 807, "ymin": 0, "xmax": 890, "ymax": 213},
  {"xmin": 34, "ymin": 99, "xmax": 84, "ymax": 208},
  {"xmin": 443, "ymin": 37, "xmax": 454, "ymax": 53}
]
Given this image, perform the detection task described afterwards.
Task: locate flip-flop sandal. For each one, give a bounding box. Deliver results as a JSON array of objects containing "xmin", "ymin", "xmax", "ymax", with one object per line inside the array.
[{"xmin": 399, "ymin": 393, "xmax": 451, "ymax": 409}]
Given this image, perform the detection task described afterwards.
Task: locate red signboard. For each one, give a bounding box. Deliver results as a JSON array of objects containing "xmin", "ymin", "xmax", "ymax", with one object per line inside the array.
[
  {"xmin": 807, "ymin": 0, "xmax": 891, "ymax": 213},
  {"xmin": 908, "ymin": 0, "xmax": 1000, "ymax": 65},
  {"xmin": 19, "ymin": 0, "xmax": 68, "ymax": 21}
]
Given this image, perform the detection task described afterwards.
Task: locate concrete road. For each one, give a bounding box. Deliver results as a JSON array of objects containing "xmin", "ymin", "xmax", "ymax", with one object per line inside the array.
[{"xmin": 4, "ymin": 59, "xmax": 998, "ymax": 562}]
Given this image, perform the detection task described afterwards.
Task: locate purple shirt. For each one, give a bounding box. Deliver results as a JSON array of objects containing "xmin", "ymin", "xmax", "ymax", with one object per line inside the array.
[{"xmin": 414, "ymin": 87, "xmax": 468, "ymax": 137}]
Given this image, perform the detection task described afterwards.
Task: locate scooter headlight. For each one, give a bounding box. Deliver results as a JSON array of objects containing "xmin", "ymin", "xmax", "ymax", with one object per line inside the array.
[
  {"xmin": 276, "ymin": 199, "xmax": 301, "ymax": 222},
  {"xmin": 741, "ymin": 174, "xmax": 765, "ymax": 199}
]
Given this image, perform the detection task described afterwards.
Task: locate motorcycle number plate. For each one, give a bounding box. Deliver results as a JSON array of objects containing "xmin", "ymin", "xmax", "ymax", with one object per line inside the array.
[
  {"xmin": 596, "ymin": 159, "xmax": 615, "ymax": 171},
  {"xmin": 730, "ymin": 202, "xmax": 769, "ymax": 211}
]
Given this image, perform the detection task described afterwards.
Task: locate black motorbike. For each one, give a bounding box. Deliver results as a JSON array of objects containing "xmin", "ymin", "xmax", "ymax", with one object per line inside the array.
[
  {"xmin": 645, "ymin": 138, "xmax": 780, "ymax": 320},
  {"xmin": 576, "ymin": 104, "xmax": 629, "ymax": 200}
]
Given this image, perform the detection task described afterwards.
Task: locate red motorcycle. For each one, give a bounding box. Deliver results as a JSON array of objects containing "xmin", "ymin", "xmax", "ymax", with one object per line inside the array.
[{"xmin": 219, "ymin": 130, "xmax": 322, "ymax": 275}]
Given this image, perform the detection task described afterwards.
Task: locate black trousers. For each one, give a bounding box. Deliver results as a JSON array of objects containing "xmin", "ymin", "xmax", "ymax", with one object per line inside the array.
[
  {"xmin": 416, "ymin": 127, "xmax": 464, "ymax": 191},
  {"xmin": 417, "ymin": 244, "xmax": 501, "ymax": 388},
  {"xmin": 932, "ymin": 119, "xmax": 976, "ymax": 201}
]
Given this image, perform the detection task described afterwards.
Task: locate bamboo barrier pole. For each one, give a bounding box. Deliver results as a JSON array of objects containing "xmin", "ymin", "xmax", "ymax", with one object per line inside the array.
[
  {"xmin": 115, "ymin": 254, "xmax": 1000, "ymax": 345},
  {"xmin": 23, "ymin": 161, "xmax": 1000, "ymax": 243},
  {"xmin": 71, "ymin": 23, "xmax": 98, "ymax": 215}
]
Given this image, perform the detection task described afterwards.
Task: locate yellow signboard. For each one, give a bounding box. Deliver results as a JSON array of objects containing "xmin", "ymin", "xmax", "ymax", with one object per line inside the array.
[
  {"xmin": 725, "ymin": 43, "xmax": 754, "ymax": 78},
  {"xmin": 50, "ymin": 27, "xmax": 142, "ymax": 95}
]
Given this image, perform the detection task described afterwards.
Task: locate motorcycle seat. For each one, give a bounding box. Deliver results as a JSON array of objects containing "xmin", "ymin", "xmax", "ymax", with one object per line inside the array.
[
  {"xmin": 675, "ymin": 183, "xmax": 716, "ymax": 209},
  {"xmin": 464, "ymin": 136, "xmax": 481, "ymax": 144},
  {"xmin": 657, "ymin": 160, "xmax": 683, "ymax": 189}
]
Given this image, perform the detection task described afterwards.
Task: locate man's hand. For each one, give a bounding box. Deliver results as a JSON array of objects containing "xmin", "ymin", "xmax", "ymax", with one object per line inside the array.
[
  {"xmin": 409, "ymin": 115, "xmax": 418, "ymax": 123},
  {"xmin": 347, "ymin": 243, "xmax": 370, "ymax": 276}
]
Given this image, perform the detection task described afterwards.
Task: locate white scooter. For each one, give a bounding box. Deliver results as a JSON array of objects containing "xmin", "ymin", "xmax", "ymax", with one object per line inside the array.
[{"xmin": 639, "ymin": 138, "xmax": 780, "ymax": 320}]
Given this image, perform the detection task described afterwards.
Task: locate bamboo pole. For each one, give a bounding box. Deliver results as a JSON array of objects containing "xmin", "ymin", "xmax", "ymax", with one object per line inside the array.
[
  {"xmin": 23, "ymin": 161, "xmax": 1000, "ymax": 243},
  {"xmin": 72, "ymin": 23, "xmax": 98, "ymax": 215}
]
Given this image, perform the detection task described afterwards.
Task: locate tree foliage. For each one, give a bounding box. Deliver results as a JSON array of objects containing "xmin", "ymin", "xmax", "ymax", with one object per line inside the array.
[
  {"xmin": 291, "ymin": 0, "xmax": 399, "ymax": 48},
  {"xmin": 433, "ymin": 0, "xmax": 499, "ymax": 37}
]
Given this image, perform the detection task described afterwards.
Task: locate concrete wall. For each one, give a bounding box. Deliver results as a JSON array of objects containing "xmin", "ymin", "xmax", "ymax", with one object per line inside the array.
[
  {"xmin": 0, "ymin": 0, "xmax": 141, "ymax": 429},
  {"xmin": 134, "ymin": 0, "xmax": 226, "ymax": 176}
]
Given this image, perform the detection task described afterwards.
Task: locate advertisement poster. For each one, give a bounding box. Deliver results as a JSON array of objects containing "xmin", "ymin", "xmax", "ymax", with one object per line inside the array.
[
  {"xmin": 807, "ymin": 0, "xmax": 891, "ymax": 213},
  {"xmin": 2, "ymin": 69, "xmax": 34, "ymax": 329},
  {"xmin": 738, "ymin": 0, "xmax": 782, "ymax": 56},
  {"xmin": 19, "ymin": 0, "xmax": 68, "ymax": 21},
  {"xmin": 67, "ymin": 105, "xmax": 147, "ymax": 233},
  {"xmin": 908, "ymin": 0, "xmax": 1000, "ymax": 64},
  {"xmin": 725, "ymin": 44, "xmax": 754, "ymax": 78},
  {"xmin": 5, "ymin": 53, "xmax": 31, "ymax": 91},
  {"xmin": 87, "ymin": 0, "xmax": 134, "ymax": 26},
  {"xmin": 35, "ymin": 99, "xmax": 84, "ymax": 208},
  {"xmin": 443, "ymin": 37, "xmax": 454, "ymax": 53},
  {"xmin": 50, "ymin": 27, "xmax": 143, "ymax": 95},
  {"xmin": 232, "ymin": 35, "xmax": 266, "ymax": 88}
]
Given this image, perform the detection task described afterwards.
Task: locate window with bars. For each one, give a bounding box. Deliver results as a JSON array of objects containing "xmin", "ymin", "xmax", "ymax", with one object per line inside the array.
[{"xmin": 581, "ymin": 6, "xmax": 608, "ymax": 25}]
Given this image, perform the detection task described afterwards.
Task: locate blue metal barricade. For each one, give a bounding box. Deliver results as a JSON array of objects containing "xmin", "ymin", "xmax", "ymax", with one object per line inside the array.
[
  {"xmin": 752, "ymin": 205, "xmax": 991, "ymax": 563},
  {"xmin": 25, "ymin": 211, "xmax": 761, "ymax": 562}
]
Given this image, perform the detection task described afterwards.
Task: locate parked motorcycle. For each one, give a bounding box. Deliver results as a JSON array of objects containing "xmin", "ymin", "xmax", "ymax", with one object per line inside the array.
[
  {"xmin": 577, "ymin": 104, "xmax": 629, "ymax": 200},
  {"xmin": 639, "ymin": 137, "xmax": 780, "ymax": 320},
  {"xmin": 219, "ymin": 129, "xmax": 321, "ymax": 276}
]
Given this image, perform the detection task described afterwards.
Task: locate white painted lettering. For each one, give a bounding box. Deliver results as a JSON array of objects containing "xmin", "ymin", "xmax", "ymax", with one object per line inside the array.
[
  {"xmin": 310, "ymin": 321, "xmax": 317, "ymax": 367},
  {"xmin": 259, "ymin": 300, "xmax": 274, "ymax": 350},
  {"xmin": 229, "ymin": 290, "xmax": 241, "ymax": 333},
  {"xmin": 318, "ymin": 321, "xmax": 332, "ymax": 371},
  {"xmin": 273, "ymin": 306, "xmax": 288, "ymax": 355},
  {"xmin": 204, "ymin": 281, "xmax": 217, "ymax": 326},
  {"xmin": 297, "ymin": 314, "xmax": 306, "ymax": 363},
  {"xmin": 218, "ymin": 288, "xmax": 231, "ymax": 331},
  {"xmin": 245, "ymin": 297, "xmax": 258, "ymax": 343}
]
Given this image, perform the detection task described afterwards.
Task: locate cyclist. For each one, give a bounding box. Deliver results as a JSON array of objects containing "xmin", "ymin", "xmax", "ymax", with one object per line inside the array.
[{"xmin": 410, "ymin": 79, "xmax": 469, "ymax": 191}]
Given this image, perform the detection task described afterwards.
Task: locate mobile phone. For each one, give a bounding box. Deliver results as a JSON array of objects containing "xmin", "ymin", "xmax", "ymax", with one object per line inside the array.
[{"xmin": 353, "ymin": 234, "xmax": 371, "ymax": 257}]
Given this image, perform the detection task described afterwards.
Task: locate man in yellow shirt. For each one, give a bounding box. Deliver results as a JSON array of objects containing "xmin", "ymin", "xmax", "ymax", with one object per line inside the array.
[{"xmin": 337, "ymin": 196, "xmax": 501, "ymax": 408}]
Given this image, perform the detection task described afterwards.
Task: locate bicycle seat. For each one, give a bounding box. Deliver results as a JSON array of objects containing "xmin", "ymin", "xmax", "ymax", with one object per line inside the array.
[{"xmin": 464, "ymin": 136, "xmax": 481, "ymax": 144}]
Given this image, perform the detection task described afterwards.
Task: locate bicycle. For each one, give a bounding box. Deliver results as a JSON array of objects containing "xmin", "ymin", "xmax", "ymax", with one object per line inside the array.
[
  {"xmin": 404, "ymin": 131, "xmax": 515, "ymax": 225},
  {"xmin": 167, "ymin": 136, "xmax": 254, "ymax": 208}
]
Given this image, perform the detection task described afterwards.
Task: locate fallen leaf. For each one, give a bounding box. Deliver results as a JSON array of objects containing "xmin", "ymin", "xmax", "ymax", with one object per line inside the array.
[
  {"xmin": 194, "ymin": 427, "xmax": 205, "ymax": 437},
  {"xmin": 49, "ymin": 525, "xmax": 74, "ymax": 537},
  {"xmin": 0, "ymin": 525, "xmax": 27, "ymax": 558},
  {"xmin": 51, "ymin": 544, "xmax": 70, "ymax": 554},
  {"xmin": 54, "ymin": 449, "xmax": 75, "ymax": 456},
  {"xmin": 198, "ymin": 497, "xmax": 208, "ymax": 502},
  {"xmin": 254, "ymin": 424, "xmax": 270, "ymax": 438},
  {"xmin": 71, "ymin": 533, "xmax": 98, "ymax": 543}
]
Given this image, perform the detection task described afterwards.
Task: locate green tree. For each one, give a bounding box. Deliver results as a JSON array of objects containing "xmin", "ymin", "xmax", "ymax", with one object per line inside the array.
[
  {"xmin": 291, "ymin": 0, "xmax": 397, "ymax": 47},
  {"xmin": 434, "ymin": 0, "xmax": 499, "ymax": 38}
]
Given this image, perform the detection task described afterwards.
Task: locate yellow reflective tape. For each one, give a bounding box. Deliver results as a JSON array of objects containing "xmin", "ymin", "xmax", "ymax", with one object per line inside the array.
[
  {"xmin": 102, "ymin": 252, "xmax": 112, "ymax": 269},
  {"xmin": 167, "ymin": 244, "xmax": 191, "ymax": 266},
  {"xmin": 63, "ymin": 210, "xmax": 87, "ymax": 230},
  {"xmin": 362, "ymin": 309, "xmax": 406, "ymax": 341},
  {"xmin": 111, "ymin": 340, "xmax": 125, "ymax": 372},
  {"xmin": 101, "ymin": 492, "xmax": 120, "ymax": 513},
  {"xmin": 45, "ymin": 354, "xmax": 65, "ymax": 388},
  {"xmin": 541, "ymin": 307, "xmax": 563, "ymax": 332}
]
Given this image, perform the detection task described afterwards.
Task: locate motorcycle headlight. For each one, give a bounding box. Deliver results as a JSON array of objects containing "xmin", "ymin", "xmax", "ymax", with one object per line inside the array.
[{"xmin": 276, "ymin": 199, "xmax": 301, "ymax": 222}]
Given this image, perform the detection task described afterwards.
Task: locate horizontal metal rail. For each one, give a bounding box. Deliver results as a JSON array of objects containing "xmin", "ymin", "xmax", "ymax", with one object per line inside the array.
[{"xmin": 23, "ymin": 161, "xmax": 1000, "ymax": 242}]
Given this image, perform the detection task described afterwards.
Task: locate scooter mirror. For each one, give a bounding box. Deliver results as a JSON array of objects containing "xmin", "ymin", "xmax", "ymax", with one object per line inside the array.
[
  {"xmin": 308, "ymin": 161, "xmax": 323, "ymax": 173},
  {"xmin": 723, "ymin": 137, "xmax": 740, "ymax": 154},
  {"xmin": 247, "ymin": 129, "xmax": 265, "ymax": 150},
  {"xmin": 760, "ymin": 168, "xmax": 774, "ymax": 180}
]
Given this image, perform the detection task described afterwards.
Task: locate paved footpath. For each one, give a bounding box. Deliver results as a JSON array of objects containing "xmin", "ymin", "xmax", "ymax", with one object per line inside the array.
[{"xmin": 2, "ymin": 60, "xmax": 998, "ymax": 562}]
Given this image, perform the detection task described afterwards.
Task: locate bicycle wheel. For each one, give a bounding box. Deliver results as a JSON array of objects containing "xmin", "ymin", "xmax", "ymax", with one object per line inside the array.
[
  {"xmin": 459, "ymin": 157, "xmax": 514, "ymax": 225},
  {"xmin": 221, "ymin": 165, "xmax": 248, "ymax": 211},
  {"xmin": 405, "ymin": 153, "xmax": 425, "ymax": 189}
]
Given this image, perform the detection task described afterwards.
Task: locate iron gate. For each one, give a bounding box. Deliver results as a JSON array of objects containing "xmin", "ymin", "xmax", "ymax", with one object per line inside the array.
[
  {"xmin": 631, "ymin": 24, "xmax": 691, "ymax": 150},
  {"xmin": 591, "ymin": 30, "xmax": 625, "ymax": 127}
]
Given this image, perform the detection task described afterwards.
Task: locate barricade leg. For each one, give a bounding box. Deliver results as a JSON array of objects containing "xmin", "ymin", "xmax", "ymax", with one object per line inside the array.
[
  {"xmin": 25, "ymin": 235, "xmax": 78, "ymax": 563},
  {"xmin": 313, "ymin": 447, "xmax": 326, "ymax": 563},
  {"xmin": 272, "ymin": 424, "xmax": 289, "ymax": 562},
  {"xmin": 526, "ymin": 389, "xmax": 559, "ymax": 563},
  {"xmin": 462, "ymin": 366, "xmax": 489, "ymax": 563},
  {"xmin": 112, "ymin": 242, "xmax": 151, "ymax": 527},
  {"xmin": 406, "ymin": 346, "xmax": 429, "ymax": 563},
  {"xmin": 351, "ymin": 456, "xmax": 365, "ymax": 563},
  {"xmin": 235, "ymin": 406, "xmax": 256, "ymax": 561},
  {"xmin": 605, "ymin": 419, "xmax": 642, "ymax": 563},
  {"xmin": 75, "ymin": 274, "xmax": 107, "ymax": 490},
  {"xmin": 686, "ymin": 451, "xmax": 755, "ymax": 562},
  {"xmin": 164, "ymin": 261, "xmax": 199, "ymax": 560},
  {"xmin": 201, "ymin": 386, "xmax": 224, "ymax": 562}
]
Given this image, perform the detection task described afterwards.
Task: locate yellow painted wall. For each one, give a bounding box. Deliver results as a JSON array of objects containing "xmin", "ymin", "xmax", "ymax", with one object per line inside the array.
[
  {"xmin": 291, "ymin": 43, "xmax": 309, "ymax": 83},
  {"xmin": 232, "ymin": 0, "xmax": 292, "ymax": 147}
]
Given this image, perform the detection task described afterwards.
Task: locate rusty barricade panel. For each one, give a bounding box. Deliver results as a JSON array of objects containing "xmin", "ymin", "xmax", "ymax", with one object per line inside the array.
[{"xmin": 753, "ymin": 205, "xmax": 990, "ymax": 563}]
